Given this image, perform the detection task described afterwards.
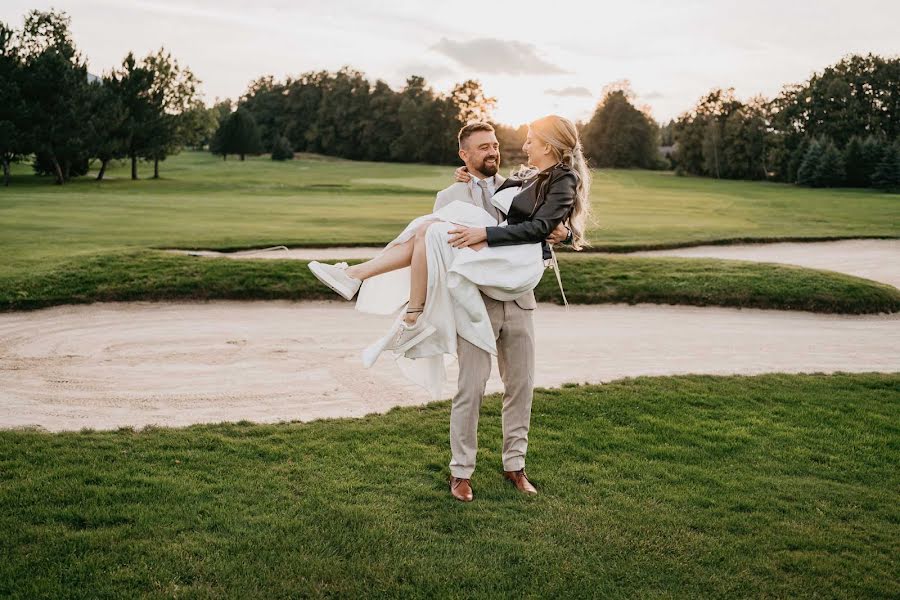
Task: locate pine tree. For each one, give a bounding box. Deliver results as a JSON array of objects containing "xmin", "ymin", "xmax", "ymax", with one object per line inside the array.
[
  {"xmin": 872, "ymin": 142, "xmax": 900, "ymax": 192},
  {"xmin": 116, "ymin": 52, "xmax": 156, "ymax": 179},
  {"xmin": 787, "ymin": 137, "xmax": 810, "ymax": 183},
  {"xmin": 817, "ymin": 140, "xmax": 845, "ymax": 187},
  {"xmin": 861, "ymin": 136, "xmax": 886, "ymax": 188},
  {"xmin": 211, "ymin": 108, "xmax": 262, "ymax": 161},
  {"xmin": 842, "ymin": 136, "xmax": 867, "ymax": 187},
  {"xmin": 0, "ymin": 21, "xmax": 25, "ymax": 186},
  {"xmin": 796, "ymin": 139, "xmax": 823, "ymax": 186},
  {"xmin": 19, "ymin": 10, "xmax": 94, "ymax": 184},
  {"xmin": 232, "ymin": 110, "xmax": 262, "ymax": 161}
]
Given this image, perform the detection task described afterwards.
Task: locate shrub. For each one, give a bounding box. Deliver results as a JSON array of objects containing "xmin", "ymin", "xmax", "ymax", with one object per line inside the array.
[{"xmin": 270, "ymin": 135, "xmax": 294, "ymax": 161}]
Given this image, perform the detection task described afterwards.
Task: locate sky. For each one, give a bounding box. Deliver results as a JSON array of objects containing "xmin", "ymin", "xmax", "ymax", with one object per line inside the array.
[{"xmin": 3, "ymin": 0, "xmax": 898, "ymax": 125}]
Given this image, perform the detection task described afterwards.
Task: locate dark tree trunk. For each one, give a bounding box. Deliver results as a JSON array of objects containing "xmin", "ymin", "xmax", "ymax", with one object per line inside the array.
[
  {"xmin": 131, "ymin": 154, "xmax": 138, "ymax": 180},
  {"xmin": 51, "ymin": 156, "xmax": 64, "ymax": 185},
  {"xmin": 1, "ymin": 158, "xmax": 9, "ymax": 187},
  {"xmin": 222, "ymin": 154, "xmax": 227, "ymax": 161},
  {"xmin": 153, "ymin": 157, "xmax": 159, "ymax": 179},
  {"xmin": 240, "ymin": 153, "xmax": 245, "ymax": 161},
  {"xmin": 96, "ymin": 159, "xmax": 109, "ymax": 181}
]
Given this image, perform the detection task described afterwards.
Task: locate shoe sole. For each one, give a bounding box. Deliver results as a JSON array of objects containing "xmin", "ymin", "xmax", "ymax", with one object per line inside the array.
[
  {"xmin": 308, "ymin": 262, "xmax": 358, "ymax": 301},
  {"xmin": 390, "ymin": 323, "xmax": 436, "ymax": 354}
]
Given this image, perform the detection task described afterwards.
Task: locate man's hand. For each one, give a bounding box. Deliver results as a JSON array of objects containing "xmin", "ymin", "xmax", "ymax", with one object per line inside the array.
[
  {"xmin": 546, "ymin": 221, "xmax": 570, "ymax": 245},
  {"xmin": 454, "ymin": 166, "xmax": 471, "ymax": 183},
  {"xmin": 448, "ymin": 226, "xmax": 487, "ymax": 248}
]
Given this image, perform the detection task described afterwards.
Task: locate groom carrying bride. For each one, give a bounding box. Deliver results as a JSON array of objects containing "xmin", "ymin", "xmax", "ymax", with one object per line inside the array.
[
  {"xmin": 436, "ymin": 122, "xmax": 571, "ymax": 502},
  {"xmin": 308, "ymin": 117, "xmax": 587, "ymax": 503}
]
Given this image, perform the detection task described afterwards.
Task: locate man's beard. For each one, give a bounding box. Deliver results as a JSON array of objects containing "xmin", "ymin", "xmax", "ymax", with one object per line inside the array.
[{"xmin": 479, "ymin": 156, "xmax": 499, "ymax": 176}]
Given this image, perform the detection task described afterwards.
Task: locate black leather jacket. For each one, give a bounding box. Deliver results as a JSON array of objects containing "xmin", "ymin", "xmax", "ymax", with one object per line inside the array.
[{"xmin": 485, "ymin": 162, "xmax": 578, "ymax": 260}]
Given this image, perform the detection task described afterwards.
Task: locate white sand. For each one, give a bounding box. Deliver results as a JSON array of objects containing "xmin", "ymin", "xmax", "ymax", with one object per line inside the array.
[
  {"xmin": 631, "ymin": 239, "xmax": 900, "ymax": 288},
  {"xmin": 2, "ymin": 300, "xmax": 897, "ymax": 432}
]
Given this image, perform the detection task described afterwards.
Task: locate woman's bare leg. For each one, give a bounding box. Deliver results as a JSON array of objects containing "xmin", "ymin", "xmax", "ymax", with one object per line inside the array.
[
  {"xmin": 340, "ymin": 220, "xmax": 436, "ymax": 326},
  {"xmin": 404, "ymin": 224, "xmax": 432, "ymax": 325},
  {"xmin": 404, "ymin": 222, "xmax": 484, "ymax": 324},
  {"xmin": 345, "ymin": 238, "xmax": 414, "ymax": 281}
]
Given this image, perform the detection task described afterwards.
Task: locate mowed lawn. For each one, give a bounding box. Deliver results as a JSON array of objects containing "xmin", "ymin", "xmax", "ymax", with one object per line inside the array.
[
  {"xmin": 2, "ymin": 150, "xmax": 898, "ymax": 272},
  {"xmin": 2, "ymin": 152, "xmax": 899, "ymax": 314},
  {"xmin": 1, "ymin": 373, "xmax": 897, "ymax": 598},
  {"xmin": 2, "ymin": 158, "xmax": 898, "ymax": 596}
]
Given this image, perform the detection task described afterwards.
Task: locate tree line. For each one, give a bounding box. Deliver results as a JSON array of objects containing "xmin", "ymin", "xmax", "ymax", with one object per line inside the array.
[
  {"xmin": 0, "ymin": 9, "xmax": 503, "ymax": 183},
  {"xmin": 570, "ymin": 54, "xmax": 899, "ymax": 191},
  {"xmin": 223, "ymin": 71, "xmax": 496, "ymax": 165},
  {"xmin": 229, "ymin": 73, "xmax": 667, "ymax": 171},
  {"xmin": 0, "ymin": 10, "xmax": 218, "ymax": 185},
  {"xmin": 2, "ymin": 9, "xmax": 897, "ymax": 192},
  {"xmin": 669, "ymin": 54, "xmax": 900, "ymax": 191}
]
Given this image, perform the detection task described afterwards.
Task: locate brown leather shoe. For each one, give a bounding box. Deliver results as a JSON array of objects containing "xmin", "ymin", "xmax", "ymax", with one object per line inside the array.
[
  {"xmin": 504, "ymin": 468, "xmax": 538, "ymax": 495},
  {"xmin": 449, "ymin": 476, "xmax": 473, "ymax": 502}
]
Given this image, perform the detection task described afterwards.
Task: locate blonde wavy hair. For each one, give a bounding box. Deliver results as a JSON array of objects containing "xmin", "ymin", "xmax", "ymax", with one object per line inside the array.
[{"xmin": 511, "ymin": 115, "xmax": 593, "ymax": 250}]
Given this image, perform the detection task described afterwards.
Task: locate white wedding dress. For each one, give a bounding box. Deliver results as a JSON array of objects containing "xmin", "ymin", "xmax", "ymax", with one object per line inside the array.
[{"xmin": 355, "ymin": 187, "xmax": 544, "ymax": 399}]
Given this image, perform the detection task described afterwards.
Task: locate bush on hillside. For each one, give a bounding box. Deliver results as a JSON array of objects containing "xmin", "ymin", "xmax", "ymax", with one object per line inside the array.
[{"xmin": 270, "ymin": 135, "xmax": 294, "ymax": 161}]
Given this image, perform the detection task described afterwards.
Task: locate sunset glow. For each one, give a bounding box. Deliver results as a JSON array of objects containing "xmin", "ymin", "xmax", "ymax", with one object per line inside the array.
[{"xmin": 2, "ymin": 0, "xmax": 899, "ymax": 124}]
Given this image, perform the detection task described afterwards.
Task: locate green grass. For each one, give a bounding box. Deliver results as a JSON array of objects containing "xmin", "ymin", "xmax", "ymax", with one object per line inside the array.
[
  {"xmin": 1, "ymin": 373, "xmax": 897, "ymax": 598},
  {"xmin": 550, "ymin": 254, "xmax": 900, "ymax": 313},
  {"xmin": 3, "ymin": 151, "xmax": 898, "ymax": 261},
  {"xmin": 2, "ymin": 151, "xmax": 898, "ymax": 313},
  {"xmin": 3, "ymin": 249, "xmax": 898, "ymax": 314}
]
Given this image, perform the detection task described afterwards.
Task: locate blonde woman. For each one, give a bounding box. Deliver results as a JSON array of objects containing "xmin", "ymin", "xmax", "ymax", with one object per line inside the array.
[{"xmin": 308, "ymin": 115, "xmax": 592, "ymax": 396}]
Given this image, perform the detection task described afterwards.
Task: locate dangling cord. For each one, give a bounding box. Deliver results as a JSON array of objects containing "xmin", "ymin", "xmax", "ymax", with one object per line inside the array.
[{"xmin": 549, "ymin": 245, "xmax": 569, "ymax": 312}]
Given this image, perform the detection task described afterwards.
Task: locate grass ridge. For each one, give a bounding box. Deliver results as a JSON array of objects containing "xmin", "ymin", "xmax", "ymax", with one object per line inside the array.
[
  {"xmin": 2, "ymin": 249, "xmax": 898, "ymax": 314},
  {"xmin": 155, "ymin": 234, "xmax": 900, "ymax": 254}
]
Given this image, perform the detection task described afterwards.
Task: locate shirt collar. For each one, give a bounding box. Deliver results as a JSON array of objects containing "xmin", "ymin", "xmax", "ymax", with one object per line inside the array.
[{"xmin": 468, "ymin": 173, "xmax": 497, "ymax": 191}]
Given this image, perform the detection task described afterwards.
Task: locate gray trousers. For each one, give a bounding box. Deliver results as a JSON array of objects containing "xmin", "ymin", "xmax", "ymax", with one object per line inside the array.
[{"xmin": 449, "ymin": 292, "xmax": 536, "ymax": 478}]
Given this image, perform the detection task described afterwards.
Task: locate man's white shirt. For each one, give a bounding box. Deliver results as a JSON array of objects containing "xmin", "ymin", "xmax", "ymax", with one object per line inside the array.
[
  {"xmin": 433, "ymin": 172, "xmax": 503, "ymax": 219},
  {"xmin": 468, "ymin": 173, "xmax": 498, "ymax": 198},
  {"xmin": 430, "ymin": 173, "xmax": 537, "ymax": 310}
]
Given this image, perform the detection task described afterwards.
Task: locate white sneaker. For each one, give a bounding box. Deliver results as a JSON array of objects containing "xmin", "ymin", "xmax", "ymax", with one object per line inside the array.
[
  {"xmin": 308, "ymin": 261, "xmax": 362, "ymax": 300},
  {"xmin": 384, "ymin": 317, "xmax": 436, "ymax": 354}
]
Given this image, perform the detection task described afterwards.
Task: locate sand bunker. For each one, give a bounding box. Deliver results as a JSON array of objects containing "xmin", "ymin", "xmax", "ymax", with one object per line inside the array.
[
  {"xmin": 2, "ymin": 300, "xmax": 897, "ymax": 431},
  {"xmin": 632, "ymin": 239, "xmax": 900, "ymax": 288}
]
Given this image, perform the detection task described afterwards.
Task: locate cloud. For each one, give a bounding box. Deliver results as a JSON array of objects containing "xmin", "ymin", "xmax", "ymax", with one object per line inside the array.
[
  {"xmin": 642, "ymin": 91, "xmax": 665, "ymax": 100},
  {"xmin": 545, "ymin": 86, "xmax": 593, "ymax": 98},
  {"xmin": 398, "ymin": 62, "xmax": 457, "ymax": 81},
  {"xmin": 431, "ymin": 38, "xmax": 568, "ymax": 75}
]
